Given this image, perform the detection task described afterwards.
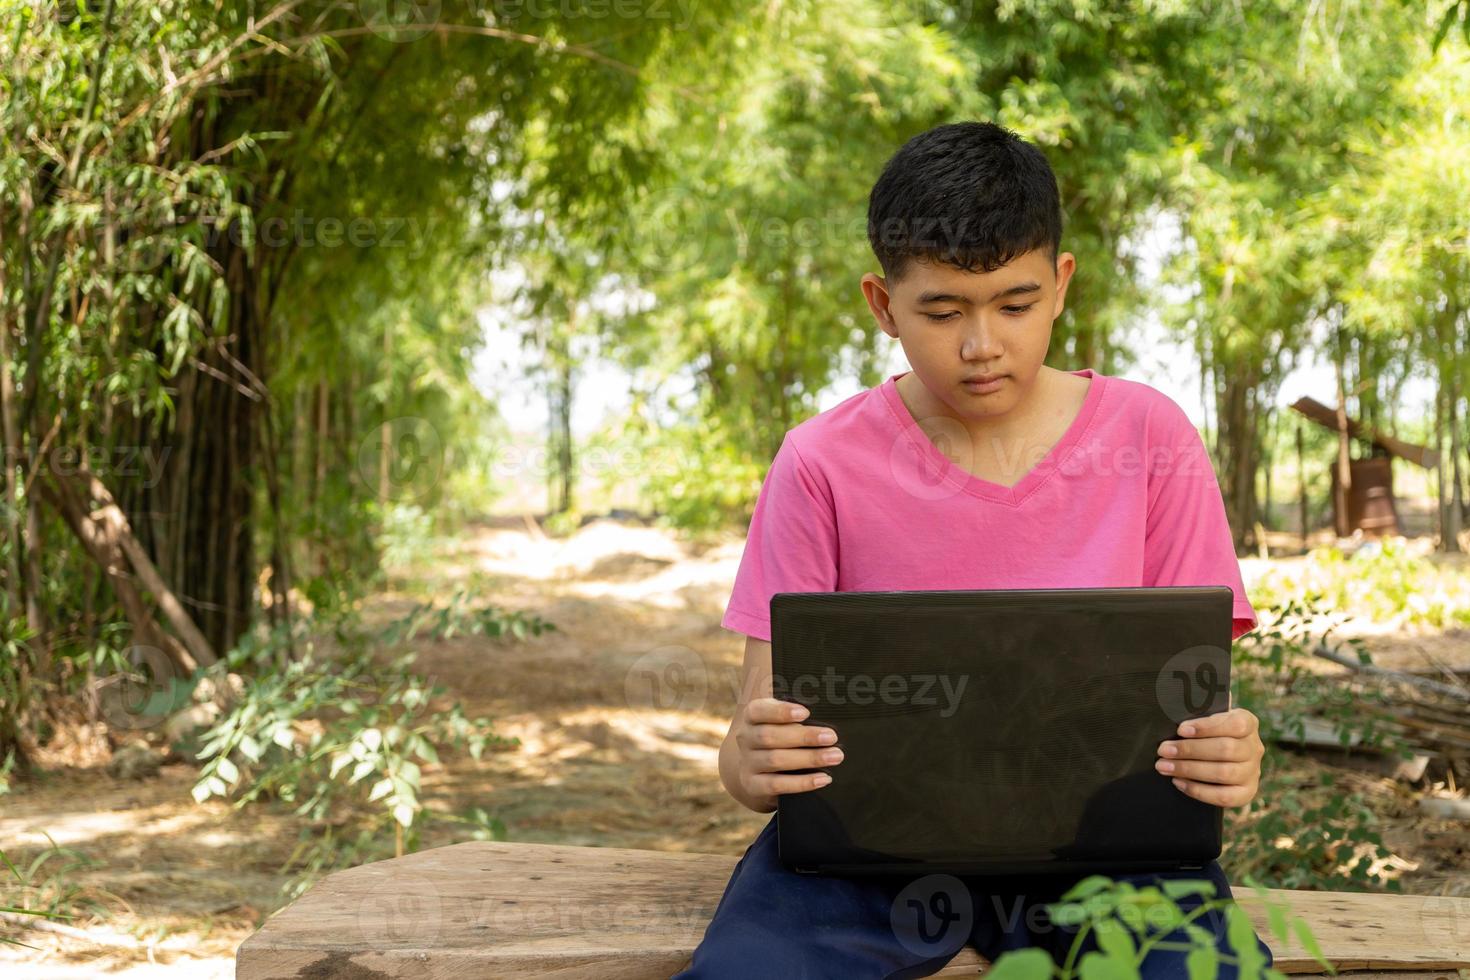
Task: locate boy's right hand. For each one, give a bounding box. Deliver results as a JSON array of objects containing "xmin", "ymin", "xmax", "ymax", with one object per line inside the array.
[{"xmin": 732, "ymin": 697, "xmax": 843, "ymax": 809}]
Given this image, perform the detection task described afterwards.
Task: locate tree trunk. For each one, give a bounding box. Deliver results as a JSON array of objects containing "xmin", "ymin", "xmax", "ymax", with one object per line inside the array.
[
  {"xmin": 1333, "ymin": 338, "xmax": 1352, "ymax": 539},
  {"xmin": 379, "ymin": 321, "xmax": 392, "ymax": 504},
  {"xmin": 129, "ymin": 226, "xmax": 264, "ymax": 659},
  {"xmin": 1296, "ymin": 418, "xmax": 1309, "ymax": 552},
  {"xmin": 1215, "ymin": 362, "xmax": 1259, "ymax": 552},
  {"xmin": 1451, "ymin": 386, "xmax": 1465, "ymax": 551},
  {"xmin": 41, "ymin": 472, "xmax": 201, "ymax": 677}
]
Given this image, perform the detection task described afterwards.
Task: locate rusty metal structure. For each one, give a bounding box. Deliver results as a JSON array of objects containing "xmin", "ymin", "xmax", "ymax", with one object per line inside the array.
[{"xmin": 1288, "ymin": 396, "xmax": 1440, "ymax": 537}]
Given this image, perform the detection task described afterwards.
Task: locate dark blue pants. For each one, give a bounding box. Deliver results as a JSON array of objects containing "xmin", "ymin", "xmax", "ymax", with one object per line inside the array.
[{"xmin": 673, "ymin": 814, "xmax": 1274, "ymax": 979}]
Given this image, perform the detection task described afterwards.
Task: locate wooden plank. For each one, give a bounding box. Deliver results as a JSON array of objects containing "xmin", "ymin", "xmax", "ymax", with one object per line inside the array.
[
  {"xmin": 1288, "ymin": 397, "xmax": 1439, "ymax": 469},
  {"xmin": 236, "ymin": 840, "xmax": 1470, "ymax": 979}
]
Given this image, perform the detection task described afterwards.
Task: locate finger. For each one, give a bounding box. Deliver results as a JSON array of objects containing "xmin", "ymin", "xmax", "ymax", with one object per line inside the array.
[
  {"xmin": 749, "ymin": 770, "xmax": 833, "ymax": 797},
  {"xmin": 1155, "ymin": 757, "xmax": 1251, "ymax": 785},
  {"xmin": 747, "ymin": 698, "xmax": 810, "ymax": 724},
  {"xmin": 1170, "ymin": 776, "xmax": 1252, "ymax": 808},
  {"xmin": 1158, "ymin": 735, "xmax": 1254, "ymax": 763},
  {"xmin": 1177, "ymin": 707, "xmax": 1255, "ymax": 739},
  {"xmin": 739, "ymin": 722, "xmax": 838, "ymax": 751},
  {"xmin": 751, "ymin": 746, "xmax": 845, "ymax": 774}
]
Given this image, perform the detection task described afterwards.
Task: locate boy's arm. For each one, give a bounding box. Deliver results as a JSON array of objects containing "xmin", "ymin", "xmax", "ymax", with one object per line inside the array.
[
  {"xmin": 1141, "ymin": 398, "xmax": 1259, "ymax": 639},
  {"xmin": 717, "ymin": 433, "xmax": 843, "ymax": 812},
  {"xmin": 1142, "ymin": 395, "xmax": 1265, "ymax": 804}
]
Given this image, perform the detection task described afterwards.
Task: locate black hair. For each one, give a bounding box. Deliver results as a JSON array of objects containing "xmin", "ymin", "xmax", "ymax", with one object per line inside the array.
[{"xmin": 866, "ymin": 121, "xmax": 1062, "ymax": 284}]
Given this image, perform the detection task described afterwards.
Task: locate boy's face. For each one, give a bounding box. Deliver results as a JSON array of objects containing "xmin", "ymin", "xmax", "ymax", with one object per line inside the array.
[{"xmin": 860, "ymin": 247, "xmax": 1077, "ymax": 423}]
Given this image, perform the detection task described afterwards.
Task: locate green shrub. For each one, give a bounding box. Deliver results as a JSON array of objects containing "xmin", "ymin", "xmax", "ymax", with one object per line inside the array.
[
  {"xmin": 190, "ymin": 599, "xmax": 550, "ymax": 898},
  {"xmin": 1227, "ymin": 598, "xmax": 1408, "ymax": 892}
]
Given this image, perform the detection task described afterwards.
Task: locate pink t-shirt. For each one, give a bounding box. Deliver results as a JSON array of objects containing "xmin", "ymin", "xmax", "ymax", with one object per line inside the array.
[{"xmin": 722, "ymin": 368, "xmax": 1257, "ymax": 643}]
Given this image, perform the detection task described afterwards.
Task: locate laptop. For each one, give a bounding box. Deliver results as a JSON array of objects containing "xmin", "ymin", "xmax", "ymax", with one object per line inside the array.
[{"xmin": 769, "ymin": 586, "xmax": 1233, "ymax": 878}]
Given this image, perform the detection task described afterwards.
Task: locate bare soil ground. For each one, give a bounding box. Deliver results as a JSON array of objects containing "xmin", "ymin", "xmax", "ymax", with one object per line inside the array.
[{"xmin": 2, "ymin": 517, "xmax": 1467, "ymax": 976}]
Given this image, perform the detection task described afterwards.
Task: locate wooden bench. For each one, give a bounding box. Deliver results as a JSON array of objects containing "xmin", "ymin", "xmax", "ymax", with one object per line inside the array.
[{"xmin": 235, "ymin": 840, "xmax": 1470, "ymax": 978}]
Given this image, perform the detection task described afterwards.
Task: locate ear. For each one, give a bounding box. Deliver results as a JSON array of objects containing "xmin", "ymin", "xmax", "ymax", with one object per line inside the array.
[
  {"xmin": 861, "ymin": 273, "xmax": 899, "ymax": 338},
  {"xmin": 1051, "ymin": 252, "xmax": 1076, "ymax": 319}
]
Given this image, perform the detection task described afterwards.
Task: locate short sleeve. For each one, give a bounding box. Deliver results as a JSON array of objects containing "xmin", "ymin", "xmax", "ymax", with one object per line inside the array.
[
  {"xmin": 1141, "ymin": 400, "xmax": 1258, "ymax": 641},
  {"xmin": 721, "ymin": 434, "xmax": 839, "ymax": 642}
]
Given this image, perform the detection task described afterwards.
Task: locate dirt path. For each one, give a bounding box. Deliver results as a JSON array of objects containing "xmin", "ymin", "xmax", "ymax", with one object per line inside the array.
[{"xmin": 2, "ymin": 518, "xmax": 1467, "ymax": 976}]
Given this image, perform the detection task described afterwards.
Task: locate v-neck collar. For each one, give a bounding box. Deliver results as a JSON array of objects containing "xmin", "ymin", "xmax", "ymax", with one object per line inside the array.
[{"xmin": 879, "ymin": 368, "xmax": 1107, "ymax": 507}]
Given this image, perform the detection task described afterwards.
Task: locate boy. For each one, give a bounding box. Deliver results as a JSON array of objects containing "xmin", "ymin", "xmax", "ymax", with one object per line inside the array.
[{"xmin": 673, "ymin": 122, "xmax": 1274, "ymax": 978}]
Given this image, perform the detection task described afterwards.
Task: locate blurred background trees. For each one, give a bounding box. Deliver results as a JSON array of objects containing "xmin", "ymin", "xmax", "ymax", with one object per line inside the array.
[{"xmin": 1, "ymin": 0, "xmax": 1467, "ymax": 782}]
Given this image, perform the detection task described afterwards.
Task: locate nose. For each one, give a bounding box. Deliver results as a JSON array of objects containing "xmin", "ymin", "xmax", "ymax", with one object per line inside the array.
[{"xmin": 959, "ymin": 316, "xmax": 1005, "ymax": 362}]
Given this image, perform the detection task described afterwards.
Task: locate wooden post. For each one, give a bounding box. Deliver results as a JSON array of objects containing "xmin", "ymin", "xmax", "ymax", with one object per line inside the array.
[
  {"xmin": 1333, "ymin": 346, "xmax": 1351, "ymax": 538},
  {"xmin": 1296, "ymin": 418, "xmax": 1309, "ymax": 553},
  {"xmin": 379, "ymin": 322, "xmax": 392, "ymax": 504}
]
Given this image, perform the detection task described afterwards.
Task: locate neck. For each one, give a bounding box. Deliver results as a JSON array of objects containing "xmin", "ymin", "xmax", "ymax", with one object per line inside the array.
[{"xmin": 898, "ymin": 366, "xmax": 1060, "ymax": 444}]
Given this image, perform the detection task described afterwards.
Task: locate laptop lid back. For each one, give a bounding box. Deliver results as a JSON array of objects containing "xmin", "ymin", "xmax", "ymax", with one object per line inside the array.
[{"xmin": 770, "ymin": 586, "xmax": 1232, "ymax": 877}]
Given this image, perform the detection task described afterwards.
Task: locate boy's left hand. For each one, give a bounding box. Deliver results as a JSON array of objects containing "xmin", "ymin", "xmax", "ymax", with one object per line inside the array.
[{"xmin": 1155, "ymin": 707, "xmax": 1264, "ymax": 808}]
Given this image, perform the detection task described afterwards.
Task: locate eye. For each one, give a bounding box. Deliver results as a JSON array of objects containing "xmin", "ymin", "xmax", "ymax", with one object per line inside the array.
[
  {"xmin": 924, "ymin": 312, "xmax": 959, "ymax": 322},
  {"xmin": 1002, "ymin": 304, "xmax": 1036, "ymax": 316}
]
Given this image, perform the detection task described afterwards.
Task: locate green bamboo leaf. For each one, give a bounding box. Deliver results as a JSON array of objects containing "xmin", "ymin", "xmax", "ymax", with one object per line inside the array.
[
  {"xmin": 1292, "ymin": 917, "xmax": 1335, "ymax": 973},
  {"xmin": 1078, "ymin": 950, "xmax": 1140, "ymax": 980},
  {"xmin": 1186, "ymin": 946, "xmax": 1218, "ymax": 980},
  {"xmin": 980, "ymin": 947, "xmax": 1053, "ymax": 980}
]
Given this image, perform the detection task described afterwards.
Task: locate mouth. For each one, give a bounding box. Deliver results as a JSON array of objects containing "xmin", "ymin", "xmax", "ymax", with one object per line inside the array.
[{"xmin": 961, "ymin": 374, "xmax": 1008, "ymax": 393}]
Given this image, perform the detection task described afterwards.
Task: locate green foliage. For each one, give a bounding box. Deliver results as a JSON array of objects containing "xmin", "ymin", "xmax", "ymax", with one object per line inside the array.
[
  {"xmin": 0, "ymin": 835, "xmax": 111, "ymax": 947},
  {"xmin": 188, "ymin": 602, "xmax": 543, "ymax": 897},
  {"xmin": 380, "ymin": 586, "xmax": 556, "ymax": 644},
  {"xmin": 982, "ymin": 871, "xmax": 1329, "ymax": 979},
  {"xmin": 1252, "ymin": 541, "xmax": 1470, "ymax": 630},
  {"xmin": 632, "ymin": 418, "xmax": 768, "ymax": 533},
  {"xmin": 1233, "ymin": 769, "xmax": 1404, "ymax": 894},
  {"xmin": 376, "ymin": 502, "xmax": 440, "ymax": 574},
  {"xmin": 1227, "ymin": 599, "xmax": 1409, "ymax": 891}
]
